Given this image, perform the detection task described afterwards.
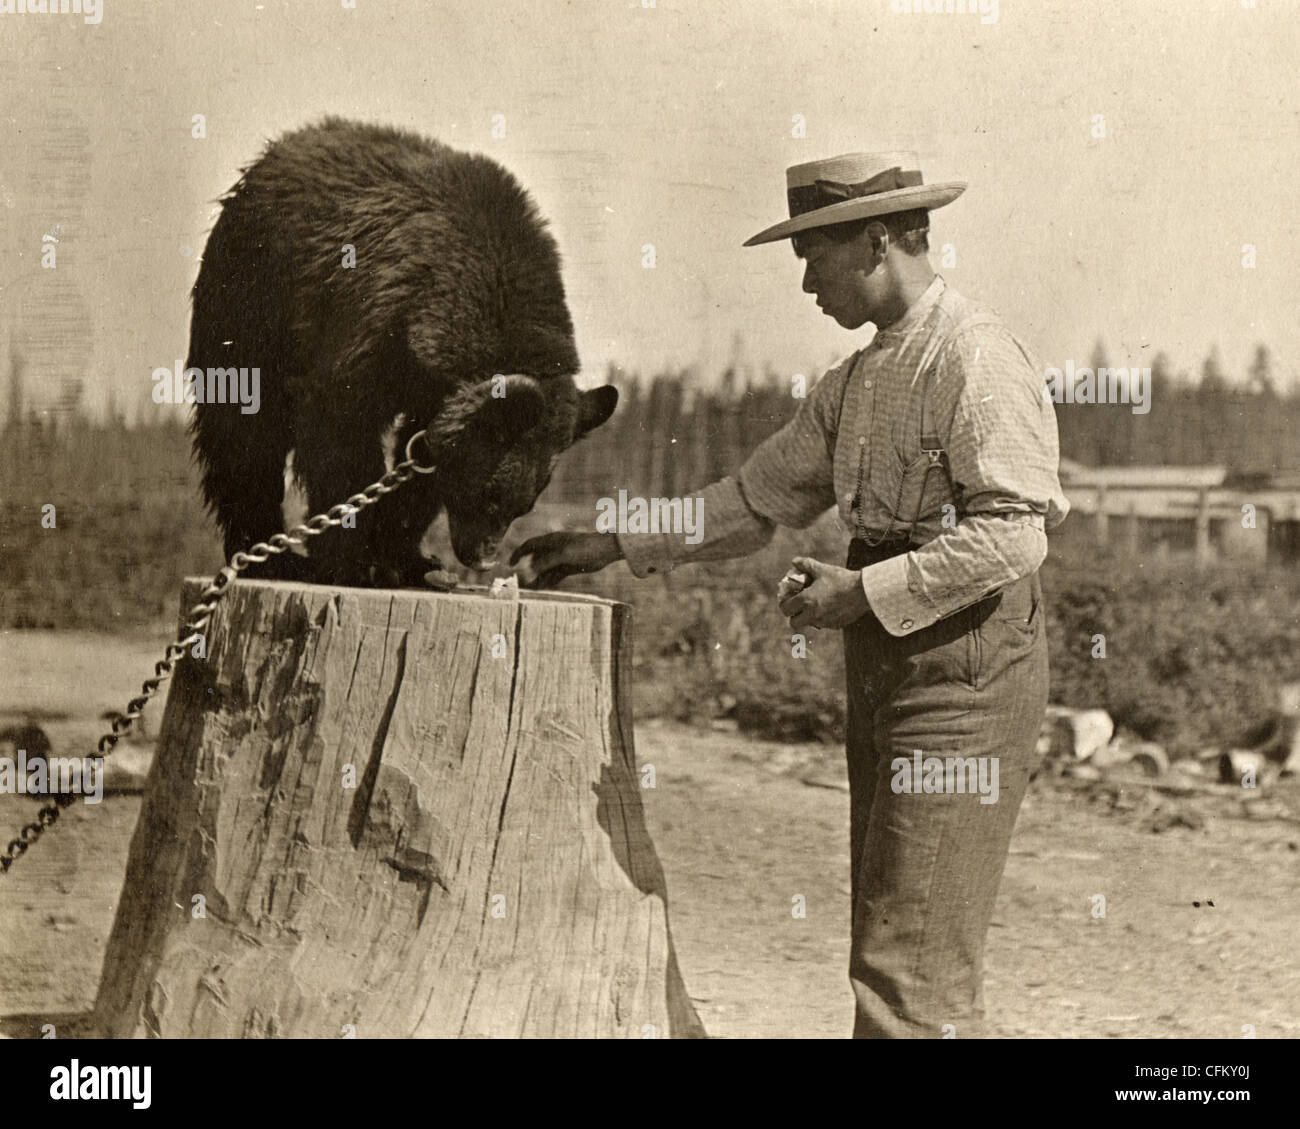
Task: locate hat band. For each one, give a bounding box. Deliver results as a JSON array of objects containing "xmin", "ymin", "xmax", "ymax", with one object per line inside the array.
[{"xmin": 786, "ymin": 166, "xmax": 924, "ymax": 219}]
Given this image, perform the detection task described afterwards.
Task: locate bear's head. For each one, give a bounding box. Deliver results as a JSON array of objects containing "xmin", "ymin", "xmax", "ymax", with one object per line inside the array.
[{"xmin": 422, "ymin": 374, "xmax": 618, "ymax": 569}]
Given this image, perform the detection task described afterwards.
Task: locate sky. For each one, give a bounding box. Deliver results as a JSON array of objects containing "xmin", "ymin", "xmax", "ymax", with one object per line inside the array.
[{"xmin": 1, "ymin": 0, "xmax": 1298, "ymax": 420}]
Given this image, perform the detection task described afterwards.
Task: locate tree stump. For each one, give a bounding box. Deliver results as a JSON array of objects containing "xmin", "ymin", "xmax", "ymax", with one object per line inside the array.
[{"xmin": 93, "ymin": 579, "xmax": 704, "ymax": 1039}]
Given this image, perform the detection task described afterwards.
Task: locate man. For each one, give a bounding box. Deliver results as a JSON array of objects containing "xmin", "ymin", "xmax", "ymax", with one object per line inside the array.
[{"xmin": 512, "ymin": 152, "xmax": 1068, "ymax": 1038}]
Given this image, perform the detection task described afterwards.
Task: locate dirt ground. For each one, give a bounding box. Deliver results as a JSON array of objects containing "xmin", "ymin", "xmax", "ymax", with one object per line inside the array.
[{"xmin": 2, "ymin": 628, "xmax": 1298, "ymax": 1038}]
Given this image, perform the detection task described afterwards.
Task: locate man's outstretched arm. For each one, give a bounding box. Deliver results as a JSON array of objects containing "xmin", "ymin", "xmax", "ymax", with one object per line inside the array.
[
  {"xmin": 511, "ymin": 356, "xmax": 853, "ymax": 587},
  {"xmin": 509, "ymin": 476, "xmax": 778, "ymax": 588}
]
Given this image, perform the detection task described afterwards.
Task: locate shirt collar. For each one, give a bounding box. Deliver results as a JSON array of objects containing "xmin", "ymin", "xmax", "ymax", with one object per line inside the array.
[{"xmin": 871, "ymin": 274, "xmax": 946, "ymax": 342}]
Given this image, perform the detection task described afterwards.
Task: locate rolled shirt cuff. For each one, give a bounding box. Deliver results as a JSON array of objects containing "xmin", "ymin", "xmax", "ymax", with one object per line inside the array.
[
  {"xmin": 616, "ymin": 529, "xmax": 675, "ymax": 578},
  {"xmin": 860, "ymin": 553, "xmax": 938, "ymax": 637},
  {"xmin": 861, "ymin": 515, "xmax": 1048, "ymax": 636}
]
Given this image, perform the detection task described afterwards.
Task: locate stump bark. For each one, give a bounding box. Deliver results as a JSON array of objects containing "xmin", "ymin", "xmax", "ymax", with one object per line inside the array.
[{"xmin": 93, "ymin": 578, "xmax": 704, "ymax": 1038}]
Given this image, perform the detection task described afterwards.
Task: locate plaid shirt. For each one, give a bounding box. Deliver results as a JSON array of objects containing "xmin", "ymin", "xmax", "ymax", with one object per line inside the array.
[{"xmin": 616, "ymin": 276, "xmax": 1069, "ymax": 636}]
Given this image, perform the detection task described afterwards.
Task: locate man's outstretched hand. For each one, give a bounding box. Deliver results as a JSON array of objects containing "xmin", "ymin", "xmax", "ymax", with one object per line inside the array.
[
  {"xmin": 510, "ymin": 532, "xmax": 623, "ymax": 590},
  {"xmin": 778, "ymin": 556, "xmax": 870, "ymax": 630}
]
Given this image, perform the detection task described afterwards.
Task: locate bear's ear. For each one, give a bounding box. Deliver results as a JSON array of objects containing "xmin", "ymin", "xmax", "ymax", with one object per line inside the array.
[
  {"xmin": 429, "ymin": 374, "xmax": 546, "ymax": 456},
  {"xmin": 480, "ymin": 373, "xmax": 547, "ymax": 434},
  {"xmin": 576, "ymin": 385, "xmax": 618, "ymax": 438}
]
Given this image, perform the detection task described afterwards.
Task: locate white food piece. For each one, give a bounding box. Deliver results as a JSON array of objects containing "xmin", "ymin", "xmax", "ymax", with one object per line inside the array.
[
  {"xmin": 490, "ymin": 574, "xmax": 521, "ymax": 600},
  {"xmin": 777, "ymin": 569, "xmax": 809, "ymax": 602}
]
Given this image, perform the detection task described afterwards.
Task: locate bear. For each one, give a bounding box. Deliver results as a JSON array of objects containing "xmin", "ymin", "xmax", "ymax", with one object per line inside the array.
[{"xmin": 188, "ymin": 116, "xmax": 617, "ymax": 587}]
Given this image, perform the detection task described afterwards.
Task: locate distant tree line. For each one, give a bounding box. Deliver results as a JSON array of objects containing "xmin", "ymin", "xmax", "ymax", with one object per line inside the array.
[
  {"xmin": 3, "ymin": 342, "xmax": 1298, "ymax": 509},
  {"xmin": 1051, "ymin": 342, "xmax": 1296, "ymax": 471},
  {"xmin": 550, "ymin": 344, "xmax": 1300, "ymax": 501}
]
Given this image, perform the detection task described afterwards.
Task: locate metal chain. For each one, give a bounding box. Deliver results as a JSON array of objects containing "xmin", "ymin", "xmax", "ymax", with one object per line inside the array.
[
  {"xmin": 851, "ymin": 440, "xmax": 915, "ymax": 547},
  {"xmin": 0, "ymin": 430, "xmax": 438, "ymax": 877}
]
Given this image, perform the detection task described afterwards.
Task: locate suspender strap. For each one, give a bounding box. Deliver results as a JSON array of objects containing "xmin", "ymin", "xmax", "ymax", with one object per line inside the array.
[
  {"xmin": 916, "ymin": 309, "xmax": 1003, "ymax": 520},
  {"xmin": 835, "ymin": 304, "xmax": 1008, "ymax": 530}
]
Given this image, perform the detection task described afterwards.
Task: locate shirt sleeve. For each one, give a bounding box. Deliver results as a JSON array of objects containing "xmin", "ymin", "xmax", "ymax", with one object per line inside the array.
[
  {"xmin": 617, "ymin": 355, "xmax": 851, "ymax": 578},
  {"xmin": 616, "ymin": 476, "xmax": 778, "ymax": 577},
  {"xmin": 861, "ymin": 323, "xmax": 1062, "ymax": 636}
]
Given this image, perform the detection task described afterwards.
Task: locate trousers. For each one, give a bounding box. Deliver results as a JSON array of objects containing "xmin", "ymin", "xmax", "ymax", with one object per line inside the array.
[{"xmin": 842, "ymin": 536, "xmax": 1049, "ymax": 1038}]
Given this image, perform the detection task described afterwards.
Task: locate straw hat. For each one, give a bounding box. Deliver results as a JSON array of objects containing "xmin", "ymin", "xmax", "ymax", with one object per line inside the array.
[{"xmin": 743, "ymin": 151, "xmax": 965, "ymax": 247}]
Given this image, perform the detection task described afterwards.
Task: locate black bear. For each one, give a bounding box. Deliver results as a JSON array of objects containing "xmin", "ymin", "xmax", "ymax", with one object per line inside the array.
[{"xmin": 188, "ymin": 117, "xmax": 616, "ymax": 586}]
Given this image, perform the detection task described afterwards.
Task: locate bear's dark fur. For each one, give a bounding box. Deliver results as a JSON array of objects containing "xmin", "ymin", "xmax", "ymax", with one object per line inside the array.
[{"xmin": 189, "ymin": 117, "xmax": 616, "ymax": 585}]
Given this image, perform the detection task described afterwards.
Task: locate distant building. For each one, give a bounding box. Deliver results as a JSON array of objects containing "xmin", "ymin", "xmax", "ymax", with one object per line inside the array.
[{"xmin": 1056, "ymin": 462, "xmax": 1300, "ymax": 564}]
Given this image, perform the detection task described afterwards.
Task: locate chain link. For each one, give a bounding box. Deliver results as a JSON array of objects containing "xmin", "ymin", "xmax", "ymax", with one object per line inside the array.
[
  {"xmin": 0, "ymin": 432, "xmax": 436, "ymax": 876},
  {"xmin": 851, "ymin": 440, "xmax": 914, "ymax": 547}
]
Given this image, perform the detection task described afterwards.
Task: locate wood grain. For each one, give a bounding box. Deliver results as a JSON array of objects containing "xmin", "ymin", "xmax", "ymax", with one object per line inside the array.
[{"xmin": 93, "ymin": 579, "xmax": 704, "ymax": 1038}]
